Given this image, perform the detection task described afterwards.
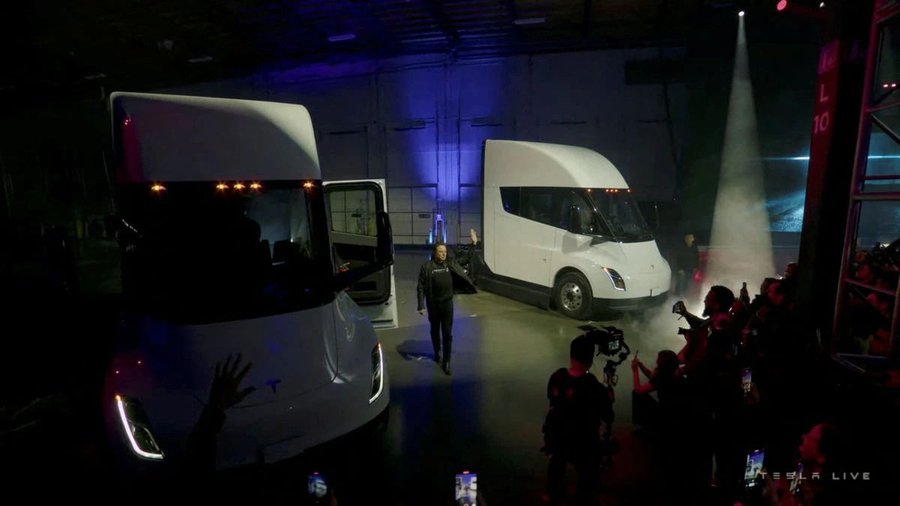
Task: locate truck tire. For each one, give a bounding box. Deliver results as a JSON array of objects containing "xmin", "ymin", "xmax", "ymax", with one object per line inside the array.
[{"xmin": 555, "ymin": 272, "xmax": 593, "ymax": 320}]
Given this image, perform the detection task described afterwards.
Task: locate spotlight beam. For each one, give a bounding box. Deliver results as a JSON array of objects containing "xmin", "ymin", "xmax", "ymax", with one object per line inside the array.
[{"xmin": 705, "ymin": 9, "xmax": 777, "ymax": 295}]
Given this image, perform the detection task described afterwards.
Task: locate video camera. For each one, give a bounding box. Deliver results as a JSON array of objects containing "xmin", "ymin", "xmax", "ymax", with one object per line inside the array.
[
  {"xmin": 578, "ymin": 324, "xmax": 628, "ymax": 358},
  {"xmin": 578, "ymin": 324, "xmax": 631, "ymax": 388}
]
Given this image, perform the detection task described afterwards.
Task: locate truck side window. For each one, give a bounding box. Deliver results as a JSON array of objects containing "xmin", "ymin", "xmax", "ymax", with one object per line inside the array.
[
  {"xmin": 328, "ymin": 189, "xmax": 377, "ymax": 237},
  {"xmin": 521, "ymin": 188, "xmax": 555, "ymax": 226},
  {"xmin": 499, "ymin": 187, "xmax": 520, "ymax": 215},
  {"xmin": 558, "ymin": 190, "xmax": 604, "ymax": 235}
]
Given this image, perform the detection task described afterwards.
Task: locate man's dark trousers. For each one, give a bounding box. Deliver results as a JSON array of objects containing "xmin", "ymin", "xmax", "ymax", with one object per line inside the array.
[{"xmin": 428, "ymin": 298, "xmax": 454, "ymax": 362}]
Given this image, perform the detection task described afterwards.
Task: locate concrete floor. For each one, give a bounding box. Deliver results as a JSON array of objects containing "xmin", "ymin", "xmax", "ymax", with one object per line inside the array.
[
  {"xmin": 226, "ymin": 250, "xmax": 702, "ymax": 506},
  {"xmin": 375, "ymin": 250, "xmax": 682, "ymax": 506}
]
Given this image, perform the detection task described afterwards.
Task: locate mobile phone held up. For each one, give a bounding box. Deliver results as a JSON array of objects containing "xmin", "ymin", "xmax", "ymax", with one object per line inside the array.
[
  {"xmin": 455, "ymin": 471, "xmax": 478, "ymax": 506},
  {"xmin": 742, "ymin": 367, "xmax": 753, "ymax": 395},
  {"xmin": 308, "ymin": 472, "xmax": 328, "ymax": 504},
  {"xmin": 744, "ymin": 449, "xmax": 765, "ymax": 488}
]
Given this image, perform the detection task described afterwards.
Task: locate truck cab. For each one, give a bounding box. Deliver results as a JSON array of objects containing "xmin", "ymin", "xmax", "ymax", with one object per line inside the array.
[
  {"xmin": 478, "ymin": 140, "xmax": 670, "ymax": 319},
  {"xmin": 104, "ymin": 92, "xmax": 394, "ymax": 469}
]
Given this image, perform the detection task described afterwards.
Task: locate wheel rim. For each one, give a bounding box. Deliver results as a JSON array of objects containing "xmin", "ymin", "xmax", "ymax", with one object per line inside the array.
[{"xmin": 560, "ymin": 281, "xmax": 583, "ymax": 312}]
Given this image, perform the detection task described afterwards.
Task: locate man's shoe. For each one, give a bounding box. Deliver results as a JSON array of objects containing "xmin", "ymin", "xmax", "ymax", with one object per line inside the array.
[
  {"xmin": 442, "ymin": 360, "xmax": 451, "ymax": 376},
  {"xmin": 434, "ymin": 351, "xmax": 442, "ymax": 364}
]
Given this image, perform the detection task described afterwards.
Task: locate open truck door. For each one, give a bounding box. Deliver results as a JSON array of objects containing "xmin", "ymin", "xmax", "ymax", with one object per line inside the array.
[{"xmin": 324, "ymin": 179, "xmax": 398, "ymax": 329}]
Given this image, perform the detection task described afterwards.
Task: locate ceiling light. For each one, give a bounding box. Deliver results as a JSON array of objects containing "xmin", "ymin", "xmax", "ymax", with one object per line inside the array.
[
  {"xmin": 328, "ymin": 33, "xmax": 356, "ymax": 42},
  {"xmin": 401, "ymin": 35, "xmax": 448, "ymax": 44},
  {"xmin": 513, "ymin": 17, "xmax": 546, "ymax": 26}
]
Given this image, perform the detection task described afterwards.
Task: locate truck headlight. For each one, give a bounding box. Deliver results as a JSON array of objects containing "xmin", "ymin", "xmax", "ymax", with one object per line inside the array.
[
  {"xmin": 603, "ymin": 267, "xmax": 626, "ymax": 291},
  {"xmin": 369, "ymin": 342, "xmax": 384, "ymax": 404},
  {"xmin": 115, "ymin": 395, "xmax": 164, "ymax": 460}
]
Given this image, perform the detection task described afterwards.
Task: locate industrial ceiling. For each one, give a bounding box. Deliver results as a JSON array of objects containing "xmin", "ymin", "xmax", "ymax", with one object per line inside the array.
[{"xmin": 0, "ymin": 0, "xmax": 828, "ymax": 106}]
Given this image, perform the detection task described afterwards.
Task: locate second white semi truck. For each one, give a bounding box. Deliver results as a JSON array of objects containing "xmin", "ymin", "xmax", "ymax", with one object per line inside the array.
[{"xmin": 476, "ymin": 140, "xmax": 671, "ymax": 319}]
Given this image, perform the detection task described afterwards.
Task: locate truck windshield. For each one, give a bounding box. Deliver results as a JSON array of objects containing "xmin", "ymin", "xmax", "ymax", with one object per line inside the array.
[
  {"xmin": 586, "ymin": 189, "xmax": 654, "ymax": 243},
  {"xmin": 117, "ymin": 181, "xmax": 334, "ymax": 324}
]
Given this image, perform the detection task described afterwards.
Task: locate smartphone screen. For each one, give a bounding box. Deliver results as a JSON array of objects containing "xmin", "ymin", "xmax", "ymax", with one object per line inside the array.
[
  {"xmin": 744, "ymin": 449, "xmax": 765, "ymax": 488},
  {"xmin": 455, "ymin": 472, "xmax": 477, "ymax": 506},
  {"xmin": 308, "ymin": 472, "xmax": 328, "ymax": 503},
  {"xmin": 742, "ymin": 368, "xmax": 753, "ymax": 395}
]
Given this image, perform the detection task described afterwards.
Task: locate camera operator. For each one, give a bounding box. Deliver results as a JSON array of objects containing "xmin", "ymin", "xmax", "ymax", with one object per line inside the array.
[{"xmin": 542, "ymin": 333, "xmax": 614, "ymax": 506}]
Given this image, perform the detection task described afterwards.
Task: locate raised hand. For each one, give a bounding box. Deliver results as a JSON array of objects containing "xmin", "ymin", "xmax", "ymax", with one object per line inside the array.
[{"xmin": 209, "ymin": 353, "xmax": 256, "ymax": 412}]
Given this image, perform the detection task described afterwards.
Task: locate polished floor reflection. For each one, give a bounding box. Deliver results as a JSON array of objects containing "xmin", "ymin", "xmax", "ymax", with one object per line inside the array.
[{"xmin": 15, "ymin": 247, "xmax": 875, "ymax": 506}]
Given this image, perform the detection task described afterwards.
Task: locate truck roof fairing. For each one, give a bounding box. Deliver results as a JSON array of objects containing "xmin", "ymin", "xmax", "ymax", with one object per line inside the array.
[
  {"xmin": 111, "ymin": 92, "xmax": 320, "ymax": 183},
  {"xmin": 484, "ymin": 140, "xmax": 628, "ymax": 189}
]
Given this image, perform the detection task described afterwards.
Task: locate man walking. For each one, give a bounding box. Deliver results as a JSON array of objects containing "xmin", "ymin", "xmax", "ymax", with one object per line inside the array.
[
  {"xmin": 417, "ymin": 242, "xmax": 476, "ymax": 375},
  {"xmin": 673, "ymin": 232, "xmax": 699, "ymax": 298}
]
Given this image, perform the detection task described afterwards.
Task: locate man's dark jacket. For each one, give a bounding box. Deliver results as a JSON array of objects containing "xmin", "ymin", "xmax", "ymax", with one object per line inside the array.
[{"xmin": 416, "ymin": 257, "xmax": 477, "ymax": 311}]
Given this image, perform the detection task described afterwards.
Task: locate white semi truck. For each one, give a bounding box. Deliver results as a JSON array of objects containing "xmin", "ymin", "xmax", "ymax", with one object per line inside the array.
[
  {"xmin": 477, "ymin": 140, "xmax": 671, "ymax": 319},
  {"xmin": 103, "ymin": 92, "xmax": 396, "ymax": 469}
]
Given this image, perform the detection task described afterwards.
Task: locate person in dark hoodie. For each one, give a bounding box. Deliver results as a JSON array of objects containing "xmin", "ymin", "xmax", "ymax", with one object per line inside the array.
[{"xmin": 417, "ymin": 242, "xmax": 476, "ymax": 376}]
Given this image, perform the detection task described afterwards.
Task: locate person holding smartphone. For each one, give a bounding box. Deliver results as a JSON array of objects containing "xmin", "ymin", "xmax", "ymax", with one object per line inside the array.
[
  {"xmin": 631, "ymin": 350, "xmax": 686, "ymax": 425},
  {"xmin": 738, "ymin": 423, "xmax": 851, "ymax": 506},
  {"xmin": 305, "ymin": 472, "xmax": 339, "ymax": 506}
]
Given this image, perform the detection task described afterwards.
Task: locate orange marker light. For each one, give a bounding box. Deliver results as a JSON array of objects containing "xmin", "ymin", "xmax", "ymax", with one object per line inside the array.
[{"xmin": 150, "ymin": 183, "xmax": 166, "ymax": 192}]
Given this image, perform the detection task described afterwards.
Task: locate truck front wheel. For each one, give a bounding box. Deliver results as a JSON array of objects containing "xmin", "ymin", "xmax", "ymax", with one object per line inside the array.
[{"xmin": 555, "ymin": 272, "xmax": 593, "ymax": 320}]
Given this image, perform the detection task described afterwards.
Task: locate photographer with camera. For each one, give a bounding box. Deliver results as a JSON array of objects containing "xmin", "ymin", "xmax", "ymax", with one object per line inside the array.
[
  {"xmin": 673, "ymin": 286, "xmax": 748, "ymax": 503},
  {"xmin": 672, "ymin": 286, "xmax": 737, "ymax": 380},
  {"xmin": 542, "ymin": 331, "xmax": 617, "ymax": 506}
]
